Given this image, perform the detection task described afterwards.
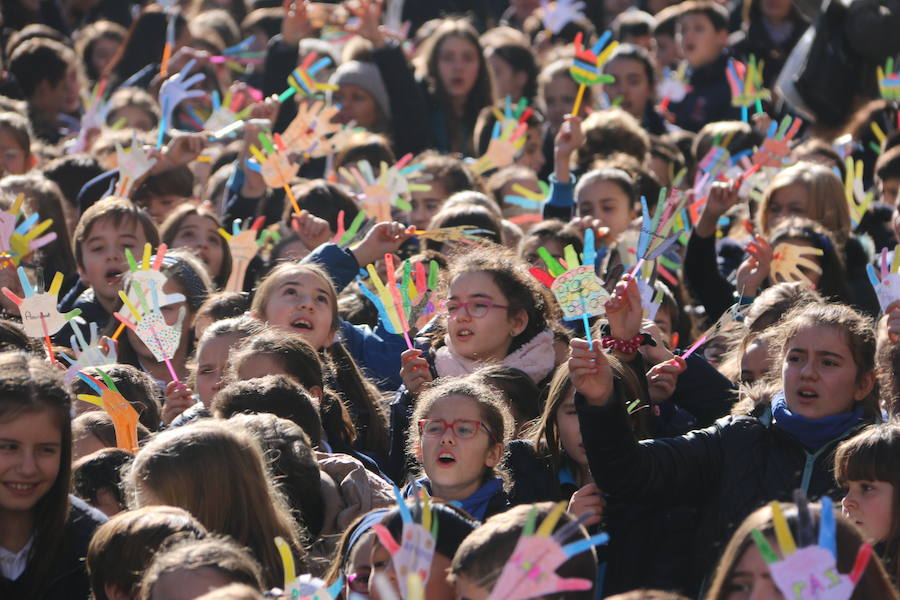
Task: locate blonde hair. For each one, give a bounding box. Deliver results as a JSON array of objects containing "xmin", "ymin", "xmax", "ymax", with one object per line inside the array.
[
  {"xmin": 127, "ymin": 420, "xmax": 304, "ymax": 587},
  {"xmin": 757, "ymin": 162, "xmax": 851, "ymax": 243}
]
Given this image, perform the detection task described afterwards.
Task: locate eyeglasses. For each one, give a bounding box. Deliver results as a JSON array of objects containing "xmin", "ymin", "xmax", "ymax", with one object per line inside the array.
[
  {"xmin": 418, "ymin": 418, "xmax": 498, "ymax": 443},
  {"xmin": 440, "ymin": 299, "xmax": 509, "ymax": 319},
  {"xmin": 347, "ymin": 571, "xmax": 370, "ymax": 594}
]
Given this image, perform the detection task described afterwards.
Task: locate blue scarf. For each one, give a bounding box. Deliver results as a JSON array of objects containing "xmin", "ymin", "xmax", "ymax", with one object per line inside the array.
[
  {"xmin": 771, "ymin": 393, "xmax": 863, "ymax": 450},
  {"xmin": 415, "ymin": 477, "xmax": 503, "ymax": 521}
]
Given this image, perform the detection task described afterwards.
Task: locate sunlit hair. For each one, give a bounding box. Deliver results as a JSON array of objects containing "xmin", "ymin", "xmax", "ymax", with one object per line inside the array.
[
  {"xmin": 758, "ymin": 161, "xmax": 851, "ymax": 243},
  {"xmin": 127, "ymin": 420, "xmax": 303, "ymax": 587}
]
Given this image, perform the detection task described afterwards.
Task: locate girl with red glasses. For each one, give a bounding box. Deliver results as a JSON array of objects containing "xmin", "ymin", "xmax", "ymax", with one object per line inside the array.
[
  {"xmin": 389, "ymin": 246, "xmax": 566, "ymax": 482},
  {"xmin": 405, "ymin": 375, "xmax": 514, "ymax": 521}
]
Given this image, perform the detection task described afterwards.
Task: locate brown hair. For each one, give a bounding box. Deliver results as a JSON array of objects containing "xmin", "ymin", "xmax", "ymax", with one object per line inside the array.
[
  {"xmin": 835, "ymin": 424, "xmax": 900, "ymax": 583},
  {"xmin": 72, "ymin": 196, "xmax": 159, "ymax": 269},
  {"xmin": 771, "ymin": 302, "xmax": 879, "ymax": 418},
  {"xmin": 576, "ymin": 109, "xmax": 650, "ymax": 171},
  {"xmin": 0, "ymin": 353, "xmax": 72, "ymax": 598},
  {"xmin": 86, "ymin": 506, "xmax": 207, "ymax": 600},
  {"xmin": 409, "ymin": 375, "xmax": 514, "ymax": 489},
  {"xmin": 757, "ymin": 162, "xmax": 851, "ymax": 243},
  {"xmin": 0, "ymin": 111, "xmax": 34, "ymax": 155},
  {"xmin": 127, "ymin": 420, "xmax": 304, "ymax": 587},
  {"xmin": 249, "ymin": 264, "xmax": 388, "ymax": 455},
  {"xmin": 706, "ymin": 501, "xmax": 899, "ymax": 599},
  {"xmin": 159, "ymin": 203, "xmax": 232, "ymax": 289},
  {"xmin": 138, "ymin": 536, "xmax": 264, "ymax": 600}
]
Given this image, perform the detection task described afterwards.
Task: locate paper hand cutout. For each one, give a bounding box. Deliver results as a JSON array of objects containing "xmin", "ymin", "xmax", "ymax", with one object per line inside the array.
[
  {"xmin": 634, "ymin": 261, "xmax": 664, "ymax": 321},
  {"xmin": 115, "ymin": 280, "xmax": 185, "ymax": 366},
  {"xmin": 751, "ymin": 495, "xmax": 872, "ymax": 600},
  {"xmin": 76, "ymin": 369, "xmax": 140, "ymax": 453},
  {"xmin": 636, "ymin": 188, "xmax": 684, "ymax": 265},
  {"xmin": 372, "ymin": 487, "xmax": 438, "ymax": 600},
  {"xmin": 878, "ymin": 57, "xmax": 900, "ymax": 101},
  {"xmin": 274, "ymin": 536, "xmax": 343, "ymax": 599},
  {"xmin": 866, "ymin": 246, "xmax": 900, "ymax": 311},
  {"xmin": 411, "ymin": 226, "xmax": 493, "ymax": 244},
  {"xmin": 159, "ymin": 59, "xmax": 207, "ymax": 128},
  {"xmin": 531, "ymin": 229, "xmax": 607, "ymax": 342},
  {"xmin": 359, "ymin": 255, "xmax": 439, "ymax": 346},
  {"xmin": 542, "ymin": 0, "xmax": 587, "ymax": 34},
  {"xmin": 2, "ymin": 268, "xmax": 80, "ymax": 339},
  {"xmin": 115, "ymin": 132, "xmax": 158, "ymax": 197},
  {"xmin": 203, "ymin": 89, "xmax": 251, "ymax": 132},
  {"xmin": 504, "ymin": 181, "xmax": 549, "ymax": 210},
  {"xmin": 844, "ymin": 156, "xmax": 873, "ymax": 228},
  {"xmin": 281, "ymin": 100, "xmax": 342, "ymax": 156},
  {"xmin": 488, "ymin": 502, "xmax": 609, "ymax": 600},
  {"xmin": 339, "ymin": 154, "xmax": 428, "ymax": 222},
  {"xmin": 278, "ymin": 52, "xmax": 338, "ymax": 102},
  {"xmin": 71, "ymin": 80, "xmax": 111, "ymax": 153},
  {"xmin": 471, "ymin": 120, "xmax": 528, "ymax": 175},
  {"xmin": 119, "ymin": 244, "xmax": 184, "ymax": 324},
  {"xmin": 752, "ymin": 115, "xmax": 802, "ymax": 167},
  {"xmin": 657, "ymin": 64, "xmax": 690, "ymax": 104},
  {"xmin": 219, "ymin": 217, "xmax": 269, "ymax": 292},
  {"xmin": 246, "ymin": 132, "xmax": 303, "ymax": 217},
  {"xmin": 770, "ymin": 243, "xmax": 824, "ymax": 287},
  {"xmin": 59, "ymin": 321, "xmax": 117, "ymax": 382},
  {"xmin": 331, "ymin": 209, "xmax": 368, "ymax": 247},
  {"xmin": 570, "ymin": 30, "xmax": 617, "ymax": 87},
  {"xmin": 726, "ymin": 56, "xmax": 771, "ymax": 108},
  {"xmin": 0, "ymin": 194, "xmax": 56, "ymax": 268}
]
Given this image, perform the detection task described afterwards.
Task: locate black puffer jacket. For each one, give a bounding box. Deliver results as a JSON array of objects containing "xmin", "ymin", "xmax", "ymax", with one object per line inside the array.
[{"xmin": 576, "ymin": 386, "xmax": 874, "ymax": 594}]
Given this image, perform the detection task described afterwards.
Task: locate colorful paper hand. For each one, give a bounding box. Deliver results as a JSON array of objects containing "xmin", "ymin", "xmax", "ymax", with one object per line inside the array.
[
  {"xmin": 278, "ymin": 52, "xmax": 338, "ymax": 102},
  {"xmin": 634, "ymin": 261, "xmax": 664, "ymax": 321},
  {"xmin": 751, "ymin": 496, "xmax": 872, "ymax": 600},
  {"xmin": 657, "ymin": 64, "xmax": 690, "ymax": 105},
  {"xmin": 844, "ymin": 156, "xmax": 873, "ymax": 228},
  {"xmin": 203, "ymin": 89, "xmax": 251, "ymax": 132},
  {"xmin": 636, "ymin": 188, "xmax": 684, "ymax": 267},
  {"xmin": 116, "ymin": 244, "xmax": 183, "ymax": 327},
  {"xmin": 246, "ymin": 132, "xmax": 303, "ymax": 217},
  {"xmin": 76, "ymin": 369, "xmax": 140, "ymax": 453},
  {"xmin": 866, "ymin": 246, "xmax": 900, "ymax": 311},
  {"xmin": 59, "ymin": 320, "xmax": 117, "ymax": 382},
  {"xmin": 504, "ymin": 181, "xmax": 550, "ymax": 210},
  {"xmin": 2, "ymin": 268, "xmax": 80, "ymax": 360},
  {"xmin": 752, "ymin": 115, "xmax": 802, "ymax": 167},
  {"xmin": 281, "ymin": 100, "xmax": 342, "ymax": 156},
  {"xmin": 275, "ymin": 535, "xmax": 343, "ymax": 599},
  {"xmin": 471, "ymin": 120, "xmax": 528, "ymax": 175},
  {"xmin": 71, "ymin": 79, "xmax": 111, "ymax": 153},
  {"xmin": 726, "ymin": 56, "xmax": 770, "ymax": 114},
  {"xmin": 115, "ymin": 132, "xmax": 158, "ymax": 197},
  {"xmin": 159, "ymin": 59, "xmax": 207, "ymax": 130},
  {"xmin": 339, "ymin": 154, "xmax": 428, "ymax": 222},
  {"xmin": 570, "ymin": 30, "xmax": 618, "ymax": 115},
  {"xmin": 114, "ymin": 279, "xmax": 185, "ymax": 382},
  {"xmin": 770, "ymin": 243, "xmax": 823, "ymax": 287},
  {"xmin": 331, "ymin": 209, "xmax": 368, "ymax": 247},
  {"xmin": 358, "ymin": 254, "xmax": 439, "ymax": 348},
  {"xmin": 219, "ymin": 216, "xmax": 270, "ymax": 292},
  {"xmin": 878, "ymin": 58, "xmax": 900, "ymax": 101},
  {"xmin": 372, "ymin": 487, "xmax": 438, "ymax": 600},
  {"xmin": 0, "ymin": 194, "xmax": 56, "ymax": 268},
  {"xmin": 410, "ymin": 226, "xmax": 492, "ymax": 244},
  {"xmin": 531, "ymin": 228, "xmax": 608, "ymax": 342},
  {"xmin": 542, "ymin": 0, "xmax": 587, "ymax": 34},
  {"xmin": 488, "ymin": 503, "xmax": 609, "ymax": 600}
]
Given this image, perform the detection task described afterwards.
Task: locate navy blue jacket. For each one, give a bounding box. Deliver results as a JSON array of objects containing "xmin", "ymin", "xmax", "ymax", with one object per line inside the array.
[{"xmin": 671, "ymin": 53, "xmax": 742, "ymax": 133}]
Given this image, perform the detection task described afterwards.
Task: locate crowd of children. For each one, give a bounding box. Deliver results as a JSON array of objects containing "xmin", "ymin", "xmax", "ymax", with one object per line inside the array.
[{"xmin": 4, "ymin": 0, "xmax": 900, "ymax": 598}]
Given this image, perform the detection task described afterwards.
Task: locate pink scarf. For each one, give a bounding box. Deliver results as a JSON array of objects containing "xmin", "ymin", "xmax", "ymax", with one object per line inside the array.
[{"xmin": 434, "ymin": 330, "xmax": 556, "ymax": 383}]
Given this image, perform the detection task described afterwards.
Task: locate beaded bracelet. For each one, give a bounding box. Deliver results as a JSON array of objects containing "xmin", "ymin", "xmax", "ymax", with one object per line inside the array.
[{"xmin": 600, "ymin": 334, "xmax": 643, "ymax": 354}]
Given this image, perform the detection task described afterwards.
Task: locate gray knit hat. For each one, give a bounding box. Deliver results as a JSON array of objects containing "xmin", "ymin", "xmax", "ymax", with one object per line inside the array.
[{"xmin": 328, "ymin": 60, "xmax": 391, "ymax": 119}]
